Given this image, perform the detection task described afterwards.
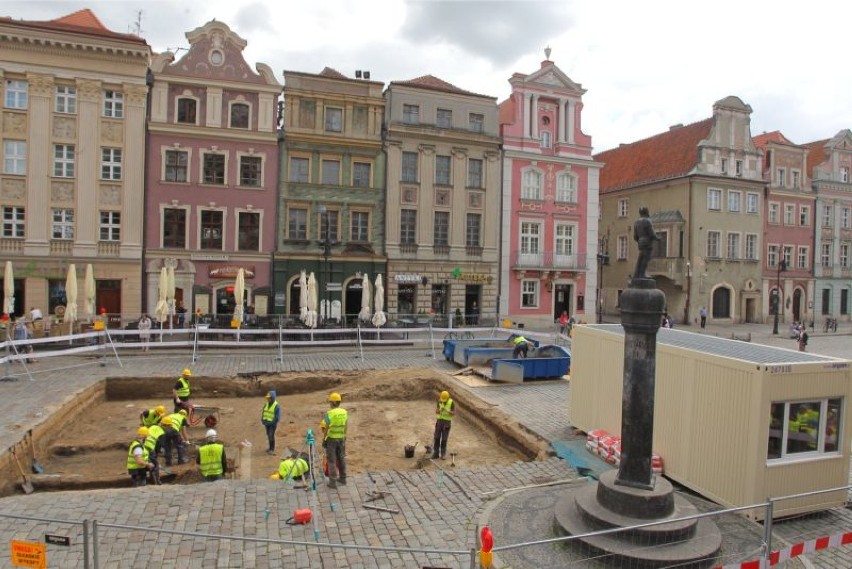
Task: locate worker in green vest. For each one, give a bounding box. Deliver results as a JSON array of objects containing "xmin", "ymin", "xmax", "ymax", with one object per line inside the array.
[
  {"xmin": 163, "ymin": 409, "xmax": 189, "ymax": 466},
  {"xmin": 173, "ymin": 368, "xmax": 192, "ymax": 412},
  {"xmin": 261, "ymin": 390, "xmax": 281, "ymax": 455},
  {"xmin": 432, "ymin": 390, "xmax": 455, "ymax": 459},
  {"xmin": 127, "ymin": 427, "xmax": 153, "ymax": 487},
  {"xmin": 320, "ymin": 392, "xmax": 347, "ymax": 488},
  {"xmin": 271, "ymin": 450, "xmax": 311, "ymax": 482},
  {"xmin": 511, "ymin": 334, "xmax": 533, "ymax": 358},
  {"xmin": 140, "ymin": 405, "xmax": 166, "ymax": 427},
  {"xmin": 143, "ymin": 422, "xmax": 166, "ymax": 485},
  {"xmin": 196, "ymin": 429, "xmax": 226, "ymax": 482}
]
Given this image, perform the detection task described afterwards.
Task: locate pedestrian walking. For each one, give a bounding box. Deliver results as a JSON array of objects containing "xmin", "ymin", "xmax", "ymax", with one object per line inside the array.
[
  {"xmin": 173, "ymin": 368, "xmax": 192, "ymax": 411},
  {"xmin": 140, "ymin": 405, "xmax": 166, "ymax": 427},
  {"xmin": 138, "ymin": 313, "xmax": 152, "ymax": 352},
  {"xmin": 196, "ymin": 429, "xmax": 226, "ymax": 482},
  {"xmin": 127, "ymin": 426, "xmax": 154, "ymax": 487},
  {"xmin": 798, "ymin": 330, "xmax": 809, "ymax": 352},
  {"xmin": 320, "ymin": 392, "xmax": 347, "ymax": 488},
  {"xmin": 700, "ymin": 306, "xmax": 707, "ymax": 329},
  {"xmin": 261, "ymin": 390, "xmax": 281, "ymax": 455},
  {"xmin": 558, "ymin": 311, "xmax": 569, "ymax": 335},
  {"xmin": 432, "ymin": 390, "xmax": 455, "ymax": 460}
]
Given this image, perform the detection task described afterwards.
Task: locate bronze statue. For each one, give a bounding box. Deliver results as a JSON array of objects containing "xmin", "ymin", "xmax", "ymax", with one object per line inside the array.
[{"xmin": 633, "ymin": 207, "xmax": 659, "ymax": 281}]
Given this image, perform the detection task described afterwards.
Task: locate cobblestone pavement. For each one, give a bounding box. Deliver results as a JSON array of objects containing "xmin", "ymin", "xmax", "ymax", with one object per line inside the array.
[{"xmin": 0, "ymin": 328, "xmax": 850, "ymax": 567}]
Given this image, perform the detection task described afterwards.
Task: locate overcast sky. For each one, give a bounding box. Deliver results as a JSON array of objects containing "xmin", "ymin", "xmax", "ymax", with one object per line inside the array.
[{"xmin": 5, "ymin": 0, "xmax": 851, "ymax": 152}]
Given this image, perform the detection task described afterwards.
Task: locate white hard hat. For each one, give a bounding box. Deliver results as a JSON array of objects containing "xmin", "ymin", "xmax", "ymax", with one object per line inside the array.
[{"xmin": 206, "ymin": 429, "xmax": 217, "ymax": 439}]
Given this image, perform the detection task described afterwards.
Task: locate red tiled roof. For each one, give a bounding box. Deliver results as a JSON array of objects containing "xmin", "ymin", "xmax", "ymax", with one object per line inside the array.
[
  {"xmin": 0, "ymin": 8, "xmax": 147, "ymax": 45},
  {"xmin": 802, "ymin": 139, "xmax": 830, "ymax": 176},
  {"xmin": 498, "ymin": 97, "xmax": 515, "ymax": 127},
  {"xmin": 752, "ymin": 130, "xmax": 794, "ymax": 149},
  {"xmin": 594, "ymin": 118, "xmax": 714, "ymax": 193},
  {"xmin": 318, "ymin": 67, "xmax": 348, "ymax": 80},
  {"xmin": 391, "ymin": 75, "xmax": 494, "ymax": 99}
]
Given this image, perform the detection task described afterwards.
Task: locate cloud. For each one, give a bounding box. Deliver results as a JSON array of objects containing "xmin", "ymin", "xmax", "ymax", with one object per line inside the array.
[{"xmin": 232, "ymin": 2, "xmax": 275, "ymax": 35}]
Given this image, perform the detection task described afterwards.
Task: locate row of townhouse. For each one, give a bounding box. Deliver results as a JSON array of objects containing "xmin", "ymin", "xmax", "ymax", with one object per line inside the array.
[
  {"xmin": 0, "ymin": 10, "xmax": 600, "ymax": 328},
  {"xmin": 596, "ymin": 97, "xmax": 852, "ymax": 326}
]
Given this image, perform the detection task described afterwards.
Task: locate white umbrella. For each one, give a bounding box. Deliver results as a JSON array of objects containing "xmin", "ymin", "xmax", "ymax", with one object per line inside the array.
[
  {"xmin": 166, "ymin": 266, "xmax": 176, "ymax": 325},
  {"xmin": 233, "ymin": 268, "xmax": 245, "ymax": 326},
  {"xmin": 154, "ymin": 267, "xmax": 169, "ymax": 324},
  {"xmin": 298, "ymin": 270, "xmax": 308, "ymax": 322},
  {"xmin": 371, "ymin": 273, "xmax": 386, "ymax": 328},
  {"xmin": 305, "ymin": 271, "xmax": 318, "ymax": 329},
  {"xmin": 3, "ymin": 261, "xmax": 14, "ymax": 315},
  {"xmin": 65, "ymin": 263, "xmax": 78, "ymax": 325},
  {"xmin": 359, "ymin": 273, "xmax": 372, "ymax": 321},
  {"xmin": 84, "ymin": 264, "xmax": 96, "ymax": 318}
]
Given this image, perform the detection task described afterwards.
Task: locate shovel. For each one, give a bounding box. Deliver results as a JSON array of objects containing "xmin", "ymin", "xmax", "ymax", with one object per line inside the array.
[
  {"xmin": 29, "ymin": 430, "xmax": 44, "ymax": 474},
  {"xmin": 11, "ymin": 449, "xmax": 34, "ymax": 494}
]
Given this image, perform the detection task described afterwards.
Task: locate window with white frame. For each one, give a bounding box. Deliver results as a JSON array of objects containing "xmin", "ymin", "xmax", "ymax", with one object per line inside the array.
[
  {"xmin": 767, "ymin": 398, "xmax": 841, "ymax": 460},
  {"xmin": 521, "ymin": 169, "xmax": 542, "ymax": 200},
  {"xmin": 324, "ymin": 107, "xmax": 343, "ymax": 132},
  {"xmin": 4, "ymin": 80, "xmax": 27, "ymax": 109},
  {"xmin": 799, "ymin": 246, "xmax": 809, "ymax": 269},
  {"xmin": 745, "ymin": 234, "xmax": 758, "ymax": 260},
  {"xmin": 55, "ymin": 85, "xmax": 76, "ymax": 114},
  {"xmin": 200, "ymin": 210, "xmax": 224, "ymax": 250},
  {"xmin": 103, "ymin": 90, "xmax": 123, "ymax": 118},
  {"xmin": 777, "ymin": 168, "xmax": 786, "ymax": 186},
  {"xmin": 726, "ymin": 233, "xmax": 740, "ymax": 259},
  {"xmin": 735, "ymin": 160, "xmax": 743, "ymax": 176},
  {"xmin": 100, "ymin": 148, "xmax": 122, "ymax": 180},
  {"xmin": 617, "ymin": 235, "xmax": 628, "ymax": 260},
  {"xmin": 353, "ymin": 162, "xmax": 372, "ymax": 188},
  {"xmin": 721, "ymin": 158, "xmax": 728, "ymax": 174},
  {"xmin": 842, "ymin": 207, "xmax": 851, "ymax": 229},
  {"xmin": 2, "ymin": 206, "xmax": 24, "ymax": 238},
  {"xmin": 555, "ymin": 223, "xmax": 576, "ymax": 261},
  {"xmin": 466, "ymin": 213, "xmax": 481, "ymax": 247},
  {"xmin": 521, "ymin": 280, "xmax": 538, "ymax": 308},
  {"xmin": 540, "ymin": 131, "xmax": 552, "ymax": 148},
  {"xmin": 350, "ymin": 210, "xmax": 369, "ymax": 242},
  {"xmin": 51, "ymin": 208, "xmax": 74, "ymax": 240},
  {"xmin": 237, "ymin": 211, "xmax": 260, "ymax": 251},
  {"xmin": 165, "ymin": 149, "xmax": 188, "ymax": 182},
  {"xmin": 727, "ymin": 190, "xmax": 741, "ymax": 212},
  {"xmin": 747, "ymin": 192, "xmax": 759, "ymax": 214},
  {"xmin": 435, "ymin": 155, "xmax": 451, "ymax": 186},
  {"xmin": 400, "ymin": 209, "xmax": 417, "ymax": 244},
  {"xmin": 784, "ymin": 204, "xmax": 795, "ymax": 225},
  {"xmin": 556, "ymin": 173, "xmax": 577, "ymax": 203},
  {"xmin": 841, "ymin": 243, "xmax": 850, "ymax": 268},
  {"xmin": 229, "ymin": 102, "xmax": 250, "ymax": 129},
  {"xmin": 800, "ymin": 205, "xmax": 811, "ymax": 226},
  {"xmin": 436, "ymin": 108, "xmax": 452, "ymax": 128},
  {"xmin": 53, "ymin": 144, "xmax": 75, "ymax": 178},
  {"xmin": 618, "ymin": 199, "xmax": 629, "ymax": 218},
  {"xmin": 783, "ymin": 245, "xmax": 793, "ymax": 268},
  {"xmin": 823, "ymin": 205, "xmax": 833, "ymax": 227},
  {"xmin": 706, "ymin": 231, "xmax": 721, "ymax": 258},
  {"xmin": 821, "ymin": 243, "xmax": 832, "ymax": 266},
  {"xmin": 467, "ymin": 158, "xmax": 483, "ymax": 188},
  {"xmin": 519, "ymin": 222, "xmax": 541, "ymax": 257},
  {"xmin": 402, "ymin": 104, "xmax": 420, "ymax": 124},
  {"xmin": 287, "ymin": 207, "xmax": 307, "ymax": 240},
  {"xmin": 768, "ymin": 245, "xmax": 779, "ymax": 268},
  {"xmin": 3, "ymin": 140, "xmax": 26, "ymax": 175},
  {"xmin": 162, "ymin": 208, "xmax": 187, "ymax": 248},
  {"xmin": 203, "ymin": 153, "xmax": 225, "ymax": 185},
  {"xmin": 468, "ymin": 113, "xmax": 484, "ymax": 133},
  {"xmin": 99, "ymin": 211, "xmax": 120, "ymax": 241},
  {"xmin": 792, "ymin": 170, "xmax": 800, "ymax": 188},
  {"xmin": 321, "ymin": 159, "xmax": 341, "ymax": 185},
  {"xmin": 768, "ymin": 202, "xmax": 780, "ymax": 224},
  {"xmin": 176, "ymin": 97, "xmax": 197, "ymax": 124},
  {"xmin": 401, "ymin": 152, "xmax": 418, "ymax": 183},
  {"xmin": 239, "ymin": 155, "xmax": 262, "ymax": 187},
  {"xmin": 842, "ymin": 167, "xmax": 849, "ymax": 183},
  {"xmin": 289, "ymin": 157, "xmax": 309, "ymax": 183},
  {"xmin": 707, "ymin": 188, "xmax": 722, "ymax": 211}
]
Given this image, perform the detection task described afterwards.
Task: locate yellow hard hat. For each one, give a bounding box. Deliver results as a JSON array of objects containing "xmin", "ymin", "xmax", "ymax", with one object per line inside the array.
[
  {"xmin": 137, "ymin": 426, "xmax": 149, "ymax": 437},
  {"xmin": 328, "ymin": 392, "xmax": 342, "ymax": 402},
  {"xmin": 268, "ymin": 473, "xmax": 281, "ymax": 480},
  {"xmin": 182, "ymin": 368, "xmax": 192, "ymax": 377},
  {"xmin": 178, "ymin": 409, "xmax": 188, "ymax": 416},
  {"xmin": 160, "ymin": 416, "xmax": 173, "ymax": 426},
  {"xmin": 155, "ymin": 405, "xmax": 166, "ymax": 416},
  {"xmin": 440, "ymin": 391, "xmax": 450, "ymax": 402}
]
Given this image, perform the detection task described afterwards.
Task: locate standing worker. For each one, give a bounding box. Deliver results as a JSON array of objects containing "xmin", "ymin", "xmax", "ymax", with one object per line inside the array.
[
  {"xmin": 143, "ymin": 421, "xmax": 166, "ymax": 485},
  {"xmin": 320, "ymin": 392, "xmax": 347, "ymax": 488},
  {"xmin": 196, "ymin": 429, "xmax": 226, "ymax": 482},
  {"xmin": 261, "ymin": 390, "xmax": 281, "ymax": 455},
  {"xmin": 432, "ymin": 390, "xmax": 455, "ymax": 460},
  {"xmin": 163, "ymin": 409, "xmax": 190, "ymax": 465},
  {"xmin": 140, "ymin": 405, "xmax": 166, "ymax": 427},
  {"xmin": 173, "ymin": 368, "xmax": 192, "ymax": 412},
  {"xmin": 511, "ymin": 334, "xmax": 533, "ymax": 359},
  {"xmin": 127, "ymin": 427, "xmax": 154, "ymax": 487}
]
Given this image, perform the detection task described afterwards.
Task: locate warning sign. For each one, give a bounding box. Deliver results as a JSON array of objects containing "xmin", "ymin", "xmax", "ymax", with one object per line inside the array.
[{"xmin": 10, "ymin": 540, "xmax": 46, "ymax": 568}]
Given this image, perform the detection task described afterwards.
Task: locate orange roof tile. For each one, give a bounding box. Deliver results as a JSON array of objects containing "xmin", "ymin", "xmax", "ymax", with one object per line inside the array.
[
  {"xmin": 498, "ymin": 97, "xmax": 515, "ymax": 127},
  {"xmin": 594, "ymin": 119, "xmax": 714, "ymax": 193},
  {"xmin": 752, "ymin": 131, "xmax": 795, "ymax": 149},
  {"xmin": 802, "ymin": 139, "xmax": 830, "ymax": 176},
  {"xmin": 391, "ymin": 75, "xmax": 494, "ymax": 99},
  {"xmin": 0, "ymin": 8, "xmax": 147, "ymax": 44}
]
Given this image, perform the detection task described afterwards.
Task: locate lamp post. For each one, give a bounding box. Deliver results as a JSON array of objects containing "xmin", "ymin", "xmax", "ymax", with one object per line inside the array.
[
  {"xmin": 682, "ymin": 261, "xmax": 692, "ymax": 326},
  {"xmin": 596, "ymin": 252, "xmax": 609, "ymax": 324},
  {"xmin": 318, "ymin": 205, "xmax": 332, "ymax": 325},
  {"xmin": 772, "ymin": 259, "xmax": 787, "ymax": 335}
]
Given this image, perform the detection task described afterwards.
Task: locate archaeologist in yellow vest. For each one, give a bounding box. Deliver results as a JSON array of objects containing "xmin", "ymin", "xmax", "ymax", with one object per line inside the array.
[
  {"xmin": 196, "ymin": 429, "xmax": 227, "ymax": 482},
  {"xmin": 261, "ymin": 390, "xmax": 281, "ymax": 455},
  {"xmin": 270, "ymin": 449, "xmax": 311, "ymax": 482},
  {"xmin": 511, "ymin": 334, "xmax": 533, "ymax": 359},
  {"xmin": 143, "ymin": 422, "xmax": 166, "ymax": 485},
  {"xmin": 140, "ymin": 405, "xmax": 167, "ymax": 427},
  {"xmin": 795, "ymin": 404, "xmax": 820, "ymax": 450},
  {"xmin": 163, "ymin": 409, "xmax": 189, "ymax": 466},
  {"xmin": 173, "ymin": 368, "xmax": 192, "ymax": 412},
  {"xmin": 432, "ymin": 390, "xmax": 455, "ymax": 459},
  {"xmin": 320, "ymin": 392, "xmax": 347, "ymax": 488},
  {"xmin": 127, "ymin": 427, "xmax": 154, "ymax": 487}
]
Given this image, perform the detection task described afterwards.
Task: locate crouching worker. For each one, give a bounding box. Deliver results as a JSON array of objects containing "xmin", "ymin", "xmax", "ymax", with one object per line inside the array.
[
  {"xmin": 143, "ymin": 421, "xmax": 167, "ymax": 485},
  {"xmin": 270, "ymin": 449, "xmax": 311, "ymax": 483},
  {"xmin": 197, "ymin": 429, "xmax": 226, "ymax": 482},
  {"xmin": 127, "ymin": 427, "xmax": 154, "ymax": 487}
]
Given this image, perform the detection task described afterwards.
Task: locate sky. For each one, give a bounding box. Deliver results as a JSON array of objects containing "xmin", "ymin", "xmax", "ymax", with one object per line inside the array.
[{"xmin": 4, "ymin": 0, "xmax": 851, "ymax": 152}]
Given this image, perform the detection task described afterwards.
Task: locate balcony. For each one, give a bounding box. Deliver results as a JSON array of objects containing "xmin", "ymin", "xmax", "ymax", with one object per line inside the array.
[
  {"xmin": 648, "ymin": 256, "xmax": 686, "ymax": 286},
  {"xmin": 399, "ymin": 243, "xmax": 418, "ymax": 254},
  {"xmin": 98, "ymin": 241, "xmax": 121, "ymax": 257},
  {"xmin": 466, "ymin": 246, "xmax": 483, "ymax": 257},
  {"xmin": 511, "ymin": 251, "xmax": 588, "ymax": 271},
  {"xmin": 433, "ymin": 244, "xmax": 450, "ymax": 256}
]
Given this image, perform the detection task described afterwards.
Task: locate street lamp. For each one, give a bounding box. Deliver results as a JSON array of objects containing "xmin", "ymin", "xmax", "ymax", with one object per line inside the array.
[
  {"xmin": 596, "ymin": 252, "xmax": 609, "ymax": 324},
  {"xmin": 318, "ymin": 205, "xmax": 333, "ymax": 325},
  {"xmin": 682, "ymin": 261, "xmax": 692, "ymax": 326},
  {"xmin": 772, "ymin": 259, "xmax": 787, "ymax": 335}
]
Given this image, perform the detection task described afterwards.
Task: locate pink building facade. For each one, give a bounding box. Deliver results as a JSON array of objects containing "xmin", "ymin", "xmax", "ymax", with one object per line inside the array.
[
  {"xmin": 145, "ymin": 21, "xmax": 281, "ymax": 321},
  {"xmin": 499, "ymin": 56, "xmax": 601, "ymax": 328}
]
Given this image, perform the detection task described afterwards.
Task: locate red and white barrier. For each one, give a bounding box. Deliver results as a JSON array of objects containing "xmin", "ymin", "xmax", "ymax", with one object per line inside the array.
[{"xmin": 715, "ymin": 530, "xmax": 852, "ymax": 568}]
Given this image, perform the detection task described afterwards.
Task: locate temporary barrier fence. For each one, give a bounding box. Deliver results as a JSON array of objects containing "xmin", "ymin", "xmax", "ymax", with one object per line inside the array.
[{"xmin": 0, "ymin": 512, "xmax": 89, "ymax": 569}]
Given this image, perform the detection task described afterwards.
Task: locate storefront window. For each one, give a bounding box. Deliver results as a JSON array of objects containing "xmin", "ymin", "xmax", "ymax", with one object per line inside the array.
[
  {"xmin": 397, "ymin": 284, "xmax": 416, "ymax": 317},
  {"xmin": 48, "ymin": 279, "xmax": 67, "ymax": 316},
  {"xmin": 431, "ymin": 285, "xmax": 448, "ymax": 315},
  {"xmin": 768, "ymin": 398, "xmax": 841, "ymax": 460}
]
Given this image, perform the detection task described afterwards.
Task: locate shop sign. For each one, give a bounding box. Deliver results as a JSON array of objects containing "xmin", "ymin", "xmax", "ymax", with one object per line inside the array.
[
  {"xmin": 274, "ymin": 293, "xmax": 286, "ymax": 306},
  {"xmin": 191, "ymin": 254, "xmax": 229, "ymax": 261},
  {"xmin": 208, "ymin": 266, "xmax": 255, "ymax": 279},
  {"xmin": 326, "ymin": 283, "xmax": 342, "ymax": 291},
  {"xmin": 450, "ymin": 267, "xmax": 493, "ymax": 283},
  {"xmin": 395, "ymin": 274, "xmax": 423, "ymax": 284}
]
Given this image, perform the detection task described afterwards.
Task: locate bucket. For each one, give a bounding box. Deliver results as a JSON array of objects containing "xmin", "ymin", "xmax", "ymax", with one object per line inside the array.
[{"xmin": 404, "ymin": 445, "xmax": 415, "ymax": 458}]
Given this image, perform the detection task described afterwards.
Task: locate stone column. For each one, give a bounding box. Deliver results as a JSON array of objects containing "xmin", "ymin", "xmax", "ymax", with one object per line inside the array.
[
  {"xmin": 24, "ymin": 73, "xmax": 53, "ymax": 253},
  {"xmin": 531, "ymin": 95, "xmax": 539, "ymax": 139},
  {"xmin": 557, "ymin": 97, "xmax": 566, "ymax": 142}
]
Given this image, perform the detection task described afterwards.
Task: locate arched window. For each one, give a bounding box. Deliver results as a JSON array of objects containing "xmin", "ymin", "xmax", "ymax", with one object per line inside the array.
[{"xmin": 712, "ymin": 286, "xmax": 732, "ymax": 319}]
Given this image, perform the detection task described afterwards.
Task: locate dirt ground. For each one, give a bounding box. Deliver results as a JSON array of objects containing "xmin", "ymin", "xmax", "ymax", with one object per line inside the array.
[{"xmin": 42, "ymin": 369, "xmax": 543, "ymax": 488}]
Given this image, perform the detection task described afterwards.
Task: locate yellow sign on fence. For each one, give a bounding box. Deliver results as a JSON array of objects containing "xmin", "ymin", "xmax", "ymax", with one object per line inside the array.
[{"xmin": 10, "ymin": 540, "xmax": 46, "ymax": 569}]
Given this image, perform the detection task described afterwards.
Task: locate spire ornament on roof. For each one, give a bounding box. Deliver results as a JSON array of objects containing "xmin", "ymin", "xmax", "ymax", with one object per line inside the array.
[{"xmin": 544, "ymin": 45, "xmax": 552, "ymax": 61}]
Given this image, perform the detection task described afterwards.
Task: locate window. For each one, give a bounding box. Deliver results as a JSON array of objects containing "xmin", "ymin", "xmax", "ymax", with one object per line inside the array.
[
  {"xmin": 843, "ymin": 290, "xmax": 850, "ymax": 315},
  {"xmin": 706, "ymin": 231, "xmax": 721, "ymax": 258},
  {"xmin": 821, "ymin": 243, "xmax": 831, "ymax": 266},
  {"xmin": 239, "ymin": 156, "xmax": 262, "ymax": 187},
  {"xmin": 100, "ymin": 148, "xmax": 122, "ymax": 180},
  {"xmin": 783, "ymin": 245, "xmax": 793, "ymax": 268},
  {"xmin": 3, "ymin": 141, "xmax": 26, "ymax": 175},
  {"xmin": 401, "ymin": 152, "xmax": 418, "ymax": 183},
  {"xmin": 556, "ymin": 173, "xmax": 577, "ymax": 203},
  {"xmin": 324, "ymin": 107, "xmax": 343, "ymax": 132},
  {"xmin": 469, "ymin": 113, "xmax": 485, "ymax": 133},
  {"xmin": 5, "ymin": 80, "xmax": 27, "ymax": 109},
  {"xmin": 792, "ymin": 171, "xmax": 800, "ymax": 188},
  {"xmin": 352, "ymin": 105, "xmax": 367, "ymax": 132},
  {"xmin": 287, "ymin": 207, "xmax": 307, "ymax": 240},
  {"xmin": 726, "ymin": 233, "xmax": 740, "ymax": 259},
  {"xmin": 55, "ymin": 85, "xmax": 76, "ymax": 114},
  {"xmin": 203, "ymin": 153, "xmax": 225, "ymax": 185},
  {"xmin": 176, "ymin": 98, "xmax": 197, "ymax": 124},
  {"xmin": 842, "ymin": 167, "xmax": 850, "ymax": 183},
  {"xmin": 466, "ymin": 213, "xmax": 481, "ymax": 247},
  {"xmin": 735, "ymin": 160, "xmax": 743, "ymax": 176},
  {"xmin": 99, "ymin": 211, "xmax": 120, "ymax": 241},
  {"xmin": 521, "ymin": 169, "xmax": 542, "ymax": 200},
  {"xmin": 540, "ymin": 131, "xmax": 552, "ymax": 148},
  {"xmin": 767, "ymin": 399, "xmax": 841, "ymax": 459},
  {"xmin": 318, "ymin": 209, "xmax": 339, "ymax": 242},
  {"xmin": 800, "ymin": 205, "xmax": 811, "ymax": 226},
  {"xmin": 352, "ymin": 162, "xmax": 371, "ymax": 187},
  {"xmin": 521, "ymin": 280, "xmax": 538, "ymax": 308},
  {"xmin": 768, "ymin": 202, "xmax": 779, "ymax": 224},
  {"xmin": 784, "ymin": 204, "xmax": 795, "ymax": 225},
  {"xmin": 746, "ymin": 192, "xmax": 759, "ymax": 214},
  {"xmin": 165, "ymin": 149, "xmax": 188, "ymax": 182},
  {"xmin": 767, "ymin": 245, "xmax": 779, "ymax": 268},
  {"xmin": 721, "ymin": 158, "xmax": 728, "ymax": 174},
  {"xmin": 400, "ymin": 209, "xmax": 417, "ymax": 244},
  {"xmin": 841, "ymin": 243, "xmax": 850, "ymax": 268},
  {"xmin": 727, "ymin": 190, "xmax": 741, "ymax": 213},
  {"xmin": 467, "ymin": 158, "xmax": 483, "ymax": 188},
  {"xmin": 289, "ymin": 157, "xmax": 309, "ymax": 183},
  {"xmin": 555, "ymin": 224, "xmax": 576, "ymax": 256},
  {"xmin": 200, "ymin": 210, "xmax": 223, "ymax": 249},
  {"xmin": 617, "ymin": 235, "xmax": 628, "ymax": 260},
  {"xmin": 230, "ymin": 103, "xmax": 249, "ymax": 128},
  {"xmin": 299, "ymin": 99, "xmax": 316, "ymax": 128},
  {"xmin": 745, "ymin": 234, "xmax": 758, "ymax": 260},
  {"xmin": 799, "ymin": 246, "xmax": 810, "ymax": 269},
  {"xmin": 822, "ymin": 288, "xmax": 831, "ymax": 315},
  {"xmin": 823, "ymin": 205, "xmax": 833, "ymax": 227},
  {"xmin": 437, "ymin": 108, "xmax": 452, "ymax": 128},
  {"xmin": 163, "ymin": 208, "xmax": 187, "ymax": 248},
  {"xmin": 53, "ymin": 144, "xmax": 75, "ymax": 177},
  {"xmin": 707, "ymin": 188, "xmax": 722, "ymax": 211},
  {"xmin": 103, "ymin": 90, "xmax": 123, "ymax": 118},
  {"xmin": 434, "ymin": 155, "xmax": 451, "ymax": 186},
  {"xmin": 321, "ymin": 159, "xmax": 341, "ymax": 185},
  {"xmin": 520, "ymin": 222, "xmax": 541, "ymax": 255},
  {"xmin": 618, "ymin": 199, "xmax": 629, "ymax": 218},
  {"xmin": 238, "ymin": 211, "xmax": 260, "ymax": 251},
  {"xmin": 51, "ymin": 209, "xmax": 74, "ymax": 240},
  {"xmin": 776, "ymin": 168, "xmax": 786, "ymax": 186},
  {"xmin": 842, "ymin": 207, "xmax": 850, "ymax": 229},
  {"xmin": 434, "ymin": 211, "xmax": 449, "ymax": 246},
  {"xmin": 402, "ymin": 104, "xmax": 420, "ymax": 124},
  {"xmin": 350, "ymin": 211, "xmax": 369, "ymax": 242},
  {"xmin": 2, "ymin": 206, "xmax": 24, "ymax": 238}
]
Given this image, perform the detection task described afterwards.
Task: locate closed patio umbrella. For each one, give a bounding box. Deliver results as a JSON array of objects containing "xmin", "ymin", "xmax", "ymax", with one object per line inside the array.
[
  {"xmin": 84, "ymin": 264, "xmax": 96, "ymax": 319},
  {"xmin": 371, "ymin": 274, "xmax": 386, "ymax": 328},
  {"xmin": 166, "ymin": 265, "xmax": 176, "ymax": 326},
  {"xmin": 298, "ymin": 270, "xmax": 308, "ymax": 322},
  {"xmin": 305, "ymin": 272, "xmax": 318, "ymax": 329},
  {"xmin": 233, "ymin": 268, "xmax": 245, "ymax": 326},
  {"xmin": 359, "ymin": 273, "xmax": 371, "ymax": 322},
  {"xmin": 65, "ymin": 263, "xmax": 78, "ymax": 326},
  {"xmin": 3, "ymin": 261, "xmax": 14, "ymax": 315},
  {"xmin": 154, "ymin": 267, "xmax": 169, "ymax": 324}
]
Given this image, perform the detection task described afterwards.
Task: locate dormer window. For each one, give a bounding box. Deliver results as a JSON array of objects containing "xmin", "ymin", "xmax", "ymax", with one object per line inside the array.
[
  {"xmin": 176, "ymin": 97, "xmax": 197, "ymax": 124},
  {"xmin": 230, "ymin": 102, "xmax": 250, "ymax": 129},
  {"xmin": 540, "ymin": 131, "xmax": 552, "ymax": 148}
]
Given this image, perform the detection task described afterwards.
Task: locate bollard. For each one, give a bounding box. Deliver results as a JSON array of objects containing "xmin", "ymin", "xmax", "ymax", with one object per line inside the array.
[{"xmin": 237, "ymin": 440, "xmax": 252, "ymax": 480}]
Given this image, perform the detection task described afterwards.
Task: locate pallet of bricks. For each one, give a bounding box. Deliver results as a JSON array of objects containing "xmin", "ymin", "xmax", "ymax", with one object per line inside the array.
[{"xmin": 585, "ymin": 429, "xmax": 664, "ymax": 474}]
